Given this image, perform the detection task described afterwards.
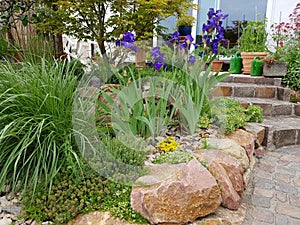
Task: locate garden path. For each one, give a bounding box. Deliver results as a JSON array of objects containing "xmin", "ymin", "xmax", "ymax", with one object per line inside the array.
[{"xmin": 242, "ymin": 145, "xmax": 300, "ymax": 225}]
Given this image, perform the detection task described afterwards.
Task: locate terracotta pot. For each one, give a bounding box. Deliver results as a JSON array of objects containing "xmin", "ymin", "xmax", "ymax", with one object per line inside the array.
[
  {"xmin": 211, "ymin": 60, "xmax": 223, "ymax": 72},
  {"xmin": 241, "ymin": 52, "xmax": 267, "ymax": 75}
]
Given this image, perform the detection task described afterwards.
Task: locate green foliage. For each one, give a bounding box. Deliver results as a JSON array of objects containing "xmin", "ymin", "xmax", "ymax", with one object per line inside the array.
[
  {"xmin": 211, "ymin": 98, "xmax": 247, "ymax": 134},
  {"xmin": 282, "ymin": 39, "xmax": 300, "ymax": 91},
  {"xmin": 0, "ymin": 58, "xmax": 85, "ymax": 193},
  {"xmin": 17, "ymin": 35, "xmax": 55, "ymax": 64},
  {"xmin": 239, "ymin": 20, "xmax": 267, "ymax": 52},
  {"xmin": 245, "ymin": 105, "xmax": 263, "ymax": 123},
  {"xmin": 101, "ymin": 136, "xmax": 147, "ymax": 167},
  {"xmin": 153, "ymin": 151, "xmax": 207, "ymax": 167},
  {"xmin": 38, "ymin": 0, "xmax": 196, "ymax": 55},
  {"xmin": 198, "ymin": 114, "xmax": 213, "ymax": 129},
  {"xmin": 153, "ymin": 151, "xmax": 193, "ymax": 164},
  {"xmin": 22, "ymin": 166, "xmax": 148, "ymax": 224}
]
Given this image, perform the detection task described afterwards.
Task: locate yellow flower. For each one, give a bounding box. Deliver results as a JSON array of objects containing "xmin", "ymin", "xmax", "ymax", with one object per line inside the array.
[{"xmin": 156, "ymin": 136, "xmax": 181, "ymax": 153}]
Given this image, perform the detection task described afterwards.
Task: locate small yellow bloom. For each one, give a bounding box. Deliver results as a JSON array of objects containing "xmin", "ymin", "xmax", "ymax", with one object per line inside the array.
[{"xmin": 156, "ymin": 136, "xmax": 181, "ymax": 153}]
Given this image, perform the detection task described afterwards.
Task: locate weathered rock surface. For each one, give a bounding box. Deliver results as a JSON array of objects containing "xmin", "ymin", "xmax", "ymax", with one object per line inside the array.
[
  {"xmin": 194, "ymin": 150, "xmax": 245, "ymax": 210},
  {"xmin": 207, "ymin": 138, "xmax": 250, "ymax": 170},
  {"xmin": 131, "ymin": 159, "xmax": 221, "ymax": 225},
  {"xmin": 67, "ymin": 211, "xmax": 139, "ymax": 225},
  {"xmin": 225, "ymin": 129, "xmax": 255, "ymax": 160}
]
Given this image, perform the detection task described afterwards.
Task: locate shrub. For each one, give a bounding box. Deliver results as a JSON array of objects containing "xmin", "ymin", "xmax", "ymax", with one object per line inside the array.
[
  {"xmin": 245, "ymin": 105, "xmax": 263, "ymax": 123},
  {"xmin": 0, "ymin": 58, "xmax": 85, "ymax": 193},
  {"xmin": 211, "ymin": 98, "xmax": 247, "ymax": 134},
  {"xmin": 211, "ymin": 98, "xmax": 263, "ymax": 134}
]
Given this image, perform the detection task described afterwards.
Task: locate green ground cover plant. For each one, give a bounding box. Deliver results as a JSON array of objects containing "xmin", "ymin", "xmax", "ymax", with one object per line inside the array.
[{"xmin": 22, "ymin": 165, "xmax": 148, "ymax": 224}]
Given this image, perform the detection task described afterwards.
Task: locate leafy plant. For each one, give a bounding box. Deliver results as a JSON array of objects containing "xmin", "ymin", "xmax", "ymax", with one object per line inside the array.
[
  {"xmin": 211, "ymin": 98, "xmax": 247, "ymax": 134},
  {"xmin": 245, "ymin": 105, "xmax": 263, "ymax": 123},
  {"xmin": 0, "ymin": 58, "xmax": 86, "ymax": 193},
  {"xmin": 153, "ymin": 151, "xmax": 193, "ymax": 164},
  {"xmin": 153, "ymin": 151, "xmax": 207, "ymax": 167},
  {"xmin": 238, "ymin": 20, "xmax": 267, "ymax": 52},
  {"xmin": 176, "ymin": 15, "xmax": 195, "ymax": 27}
]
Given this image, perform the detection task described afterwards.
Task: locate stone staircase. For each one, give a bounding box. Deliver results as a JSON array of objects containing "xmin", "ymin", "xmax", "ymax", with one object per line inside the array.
[{"xmin": 213, "ymin": 74, "xmax": 300, "ymax": 150}]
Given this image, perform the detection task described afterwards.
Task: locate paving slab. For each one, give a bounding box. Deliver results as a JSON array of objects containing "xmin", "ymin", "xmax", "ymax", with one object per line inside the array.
[{"xmin": 243, "ymin": 145, "xmax": 300, "ymax": 225}]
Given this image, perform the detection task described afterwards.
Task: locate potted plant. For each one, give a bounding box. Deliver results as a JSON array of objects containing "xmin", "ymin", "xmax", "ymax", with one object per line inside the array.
[
  {"xmin": 262, "ymin": 54, "xmax": 287, "ymax": 77},
  {"xmin": 176, "ymin": 15, "xmax": 195, "ymax": 36},
  {"xmin": 238, "ymin": 20, "xmax": 267, "ymax": 74},
  {"xmin": 194, "ymin": 8, "xmax": 228, "ymax": 72}
]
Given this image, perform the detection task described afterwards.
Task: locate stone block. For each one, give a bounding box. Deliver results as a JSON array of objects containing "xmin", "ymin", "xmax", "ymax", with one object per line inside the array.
[
  {"xmin": 212, "ymin": 86, "xmax": 232, "ymax": 97},
  {"xmin": 255, "ymin": 86, "xmax": 275, "ymax": 98},
  {"xmin": 234, "ymin": 86, "xmax": 255, "ymax": 97},
  {"xmin": 253, "ymin": 103, "xmax": 272, "ymax": 116},
  {"xmin": 222, "ymin": 76, "xmax": 234, "ymax": 83},
  {"xmin": 277, "ymin": 87, "xmax": 291, "ymax": 101},
  {"xmin": 234, "ymin": 76, "xmax": 255, "ymax": 84},
  {"xmin": 255, "ymin": 77, "xmax": 276, "ymax": 85},
  {"xmin": 275, "ymin": 203, "xmax": 300, "ymax": 219},
  {"xmin": 273, "ymin": 129, "xmax": 297, "ymax": 148},
  {"xmin": 295, "ymin": 104, "xmax": 300, "ymax": 116},
  {"xmin": 272, "ymin": 104, "xmax": 293, "ymax": 116}
]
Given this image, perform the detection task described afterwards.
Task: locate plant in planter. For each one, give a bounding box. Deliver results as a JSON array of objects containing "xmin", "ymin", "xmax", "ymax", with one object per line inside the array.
[
  {"xmin": 262, "ymin": 54, "xmax": 287, "ymax": 77},
  {"xmin": 238, "ymin": 20, "xmax": 268, "ymax": 74},
  {"xmin": 197, "ymin": 8, "xmax": 229, "ymax": 72},
  {"xmin": 176, "ymin": 15, "xmax": 196, "ymax": 36},
  {"xmin": 269, "ymin": 3, "xmax": 300, "ymax": 87}
]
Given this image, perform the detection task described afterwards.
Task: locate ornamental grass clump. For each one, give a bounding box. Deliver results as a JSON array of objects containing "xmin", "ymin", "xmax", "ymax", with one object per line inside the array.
[{"xmin": 0, "ymin": 58, "xmax": 85, "ymax": 193}]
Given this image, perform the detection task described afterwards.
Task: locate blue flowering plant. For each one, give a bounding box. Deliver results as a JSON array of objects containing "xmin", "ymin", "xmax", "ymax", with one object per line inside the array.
[{"xmin": 199, "ymin": 8, "xmax": 228, "ymax": 60}]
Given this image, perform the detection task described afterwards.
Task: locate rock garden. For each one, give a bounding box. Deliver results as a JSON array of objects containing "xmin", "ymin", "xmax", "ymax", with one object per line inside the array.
[{"xmin": 1, "ymin": 1, "xmax": 300, "ymax": 225}]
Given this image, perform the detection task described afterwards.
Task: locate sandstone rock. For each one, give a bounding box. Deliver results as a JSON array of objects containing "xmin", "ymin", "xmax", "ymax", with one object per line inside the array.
[
  {"xmin": 243, "ymin": 123, "xmax": 265, "ymax": 146},
  {"xmin": 206, "ymin": 138, "xmax": 249, "ymax": 170},
  {"xmin": 225, "ymin": 129, "xmax": 255, "ymax": 160},
  {"xmin": 209, "ymin": 162, "xmax": 241, "ymax": 210},
  {"xmin": 67, "ymin": 211, "xmax": 139, "ymax": 225},
  {"xmin": 194, "ymin": 150, "xmax": 245, "ymax": 210},
  {"xmin": 195, "ymin": 150, "xmax": 245, "ymax": 195},
  {"xmin": 131, "ymin": 159, "xmax": 221, "ymax": 224}
]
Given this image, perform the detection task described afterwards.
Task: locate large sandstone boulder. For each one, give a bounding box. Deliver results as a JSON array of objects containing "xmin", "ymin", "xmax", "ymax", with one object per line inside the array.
[
  {"xmin": 225, "ymin": 129, "xmax": 255, "ymax": 160},
  {"xmin": 206, "ymin": 138, "xmax": 249, "ymax": 170},
  {"xmin": 194, "ymin": 150, "xmax": 245, "ymax": 210},
  {"xmin": 131, "ymin": 159, "xmax": 221, "ymax": 225},
  {"xmin": 67, "ymin": 211, "xmax": 142, "ymax": 225}
]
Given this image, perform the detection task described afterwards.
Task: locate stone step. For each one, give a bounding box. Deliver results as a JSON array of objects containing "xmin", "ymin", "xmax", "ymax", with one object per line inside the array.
[
  {"xmin": 260, "ymin": 116, "xmax": 300, "ymax": 150},
  {"xmin": 231, "ymin": 97, "xmax": 300, "ymax": 117},
  {"xmin": 221, "ymin": 74, "xmax": 282, "ymax": 87},
  {"xmin": 212, "ymin": 83, "xmax": 291, "ymax": 101}
]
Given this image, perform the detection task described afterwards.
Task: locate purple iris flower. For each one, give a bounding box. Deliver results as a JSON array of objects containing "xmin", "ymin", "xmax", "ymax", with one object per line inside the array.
[
  {"xmin": 168, "ymin": 31, "xmax": 180, "ymax": 43},
  {"xmin": 179, "ymin": 35, "xmax": 194, "ymax": 50},
  {"xmin": 123, "ymin": 32, "xmax": 135, "ymax": 43},
  {"xmin": 207, "ymin": 8, "xmax": 215, "ymax": 19},
  {"xmin": 189, "ymin": 55, "xmax": 196, "ymax": 64},
  {"xmin": 115, "ymin": 32, "xmax": 138, "ymax": 52},
  {"xmin": 150, "ymin": 46, "xmax": 165, "ymax": 70},
  {"xmin": 211, "ymin": 39, "xmax": 219, "ymax": 54}
]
